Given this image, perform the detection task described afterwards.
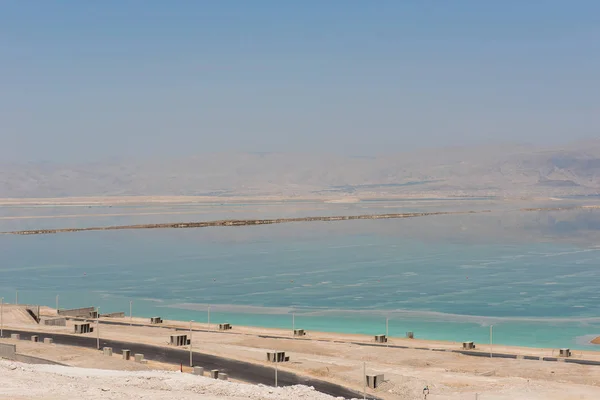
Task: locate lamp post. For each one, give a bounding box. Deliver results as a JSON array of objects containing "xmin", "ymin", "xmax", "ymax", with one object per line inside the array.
[
  {"xmin": 1, "ymin": 297, "xmax": 4, "ymax": 338},
  {"xmin": 490, "ymin": 325, "xmax": 493, "ymax": 358},
  {"xmin": 207, "ymin": 305, "xmax": 210, "ymax": 330},
  {"xmin": 363, "ymin": 361, "xmax": 366, "ymax": 399},
  {"xmin": 386, "ymin": 317, "xmax": 389, "ymax": 347},
  {"xmin": 189, "ymin": 320, "xmax": 194, "ymax": 367},
  {"xmin": 275, "ymin": 353, "xmax": 278, "ymax": 387},
  {"xmin": 129, "ymin": 301, "xmax": 132, "ymax": 326},
  {"xmin": 96, "ymin": 307, "xmax": 100, "ymax": 350},
  {"xmin": 56, "ymin": 295, "xmax": 59, "ymax": 312}
]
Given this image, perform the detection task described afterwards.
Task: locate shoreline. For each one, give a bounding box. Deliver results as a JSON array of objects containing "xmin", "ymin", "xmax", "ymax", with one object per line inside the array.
[
  {"xmin": 4, "ymin": 306, "xmax": 600, "ymax": 398},
  {"xmin": 107, "ymin": 315, "xmax": 600, "ymax": 362}
]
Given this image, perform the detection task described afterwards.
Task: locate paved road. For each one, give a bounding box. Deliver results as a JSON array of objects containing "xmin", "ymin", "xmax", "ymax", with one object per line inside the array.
[
  {"xmin": 71, "ymin": 317, "xmax": 600, "ymax": 367},
  {"xmin": 2, "ymin": 329, "xmax": 377, "ymax": 400}
]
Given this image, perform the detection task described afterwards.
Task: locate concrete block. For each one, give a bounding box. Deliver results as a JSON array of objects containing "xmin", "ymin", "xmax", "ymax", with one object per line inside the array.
[
  {"xmin": 210, "ymin": 369, "xmax": 219, "ymax": 379},
  {"xmin": 193, "ymin": 366, "xmax": 204, "ymax": 376},
  {"xmin": 293, "ymin": 329, "xmax": 306, "ymax": 337},
  {"xmin": 169, "ymin": 334, "xmax": 188, "ymax": 346},
  {"xmin": 462, "ymin": 341, "xmax": 475, "ymax": 350},
  {"xmin": 218, "ymin": 323, "xmax": 232, "ymax": 331},
  {"xmin": 31, "ymin": 335, "xmax": 39, "ymax": 343},
  {"xmin": 150, "ymin": 317, "xmax": 163, "ymax": 324},
  {"xmin": 0, "ymin": 343, "xmax": 16, "ymax": 358},
  {"xmin": 134, "ymin": 353, "xmax": 144, "ymax": 363},
  {"xmin": 266, "ymin": 351, "xmax": 286, "ymax": 362},
  {"xmin": 103, "ymin": 347, "xmax": 113, "ymax": 356},
  {"xmin": 218, "ymin": 373, "xmax": 228, "ymax": 381},
  {"xmin": 122, "ymin": 349, "xmax": 131, "ymax": 360},
  {"xmin": 559, "ymin": 348, "xmax": 571, "ymax": 357},
  {"xmin": 43, "ymin": 338, "xmax": 53, "ymax": 344},
  {"xmin": 374, "ymin": 334, "xmax": 387, "ymax": 343},
  {"xmin": 365, "ymin": 374, "xmax": 384, "ymax": 389},
  {"xmin": 74, "ymin": 323, "xmax": 92, "ymax": 334},
  {"xmin": 10, "ymin": 334, "xmax": 20, "ymax": 340}
]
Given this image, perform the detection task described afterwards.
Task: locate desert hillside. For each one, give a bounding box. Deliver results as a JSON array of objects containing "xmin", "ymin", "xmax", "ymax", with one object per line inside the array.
[{"xmin": 2, "ymin": 141, "xmax": 599, "ymax": 199}]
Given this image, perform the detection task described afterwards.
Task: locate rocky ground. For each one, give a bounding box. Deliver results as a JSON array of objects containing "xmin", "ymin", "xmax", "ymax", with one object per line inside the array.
[{"xmin": 0, "ymin": 359, "xmax": 342, "ymax": 400}]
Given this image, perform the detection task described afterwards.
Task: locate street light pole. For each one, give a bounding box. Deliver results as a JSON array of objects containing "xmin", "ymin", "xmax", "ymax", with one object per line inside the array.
[
  {"xmin": 207, "ymin": 305, "xmax": 210, "ymax": 330},
  {"xmin": 1, "ymin": 297, "xmax": 3, "ymax": 338},
  {"xmin": 363, "ymin": 361, "xmax": 366, "ymax": 399},
  {"xmin": 56, "ymin": 295, "xmax": 59, "ymax": 312},
  {"xmin": 129, "ymin": 301, "xmax": 132, "ymax": 326},
  {"xmin": 96, "ymin": 307, "xmax": 100, "ymax": 350},
  {"xmin": 189, "ymin": 320, "xmax": 194, "ymax": 367},
  {"xmin": 386, "ymin": 317, "xmax": 389, "ymax": 348},
  {"xmin": 490, "ymin": 325, "xmax": 493, "ymax": 358}
]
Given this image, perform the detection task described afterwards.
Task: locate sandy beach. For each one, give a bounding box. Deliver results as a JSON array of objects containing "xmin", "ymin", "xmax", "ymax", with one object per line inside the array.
[{"xmin": 2, "ymin": 306, "xmax": 600, "ymax": 399}]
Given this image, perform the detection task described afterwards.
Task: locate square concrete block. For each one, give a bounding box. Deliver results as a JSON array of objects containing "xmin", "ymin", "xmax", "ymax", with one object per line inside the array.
[
  {"xmin": 366, "ymin": 374, "xmax": 384, "ymax": 389},
  {"xmin": 210, "ymin": 369, "xmax": 219, "ymax": 379},
  {"xmin": 122, "ymin": 349, "xmax": 131, "ymax": 360},
  {"xmin": 103, "ymin": 347, "xmax": 113, "ymax": 356},
  {"xmin": 134, "ymin": 353, "xmax": 144, "ymax": 363},
  {"xmin": 193, "ymin": 366, "xmax": 204, "ymax": 376},
  {"xmin": 218, "ymin": 373, "xmax": 228, "ymax": 381},
  {"xmin": 169, "ymin": 334, "xmax": 188, "ymax": 346},
  {"xmin": 374, "ymin": 334, "xmax": 387, "ymax": 343},
  {"xmin": 31, "ymin": 335, "xmax": 39, "ymax": 343},
  {"xmin": 43, "ymin": 338, "xmax": 53, "ymax": 344},
  {"xmin": 266, "ymin": 351, "xmax": 286, "ymax": 362},
  {"xmin": 10, "ymin": 334, "xmax": 20, "ymax": 340}
]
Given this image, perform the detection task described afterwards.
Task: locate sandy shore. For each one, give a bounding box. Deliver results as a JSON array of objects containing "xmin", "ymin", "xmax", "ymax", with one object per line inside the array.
[{"xmin": 3, "ymin": 308, "xmax": 600, "ymax": 399}]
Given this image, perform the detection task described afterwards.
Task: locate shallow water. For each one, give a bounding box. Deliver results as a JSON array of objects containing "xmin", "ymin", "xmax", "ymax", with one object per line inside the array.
[{"xmin": 1, "ymin": 200, "xmax": 600, "ymax": 350}]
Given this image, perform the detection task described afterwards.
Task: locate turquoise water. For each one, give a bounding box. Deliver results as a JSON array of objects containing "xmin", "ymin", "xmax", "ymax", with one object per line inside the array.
[{"xmin": 1, "ymin": 203, "xmax": 600, "ymax": 350}]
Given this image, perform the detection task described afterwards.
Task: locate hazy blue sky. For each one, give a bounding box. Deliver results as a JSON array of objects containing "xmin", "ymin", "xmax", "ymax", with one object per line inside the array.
[{"xmin": 1, "ymin": 1, "xmax": 599, "ymax": 162}]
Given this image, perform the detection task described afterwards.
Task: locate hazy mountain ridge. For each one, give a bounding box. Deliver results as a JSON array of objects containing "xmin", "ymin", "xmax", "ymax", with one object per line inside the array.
[{"xmin": 2, "ymin": 142, "xmax": 600, "ymax": 198}]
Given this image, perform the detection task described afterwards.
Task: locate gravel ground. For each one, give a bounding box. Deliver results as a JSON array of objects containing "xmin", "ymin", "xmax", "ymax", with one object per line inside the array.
[{"xmin": 0, "ymin": 359, "xmax": 350, "ymax": 400}]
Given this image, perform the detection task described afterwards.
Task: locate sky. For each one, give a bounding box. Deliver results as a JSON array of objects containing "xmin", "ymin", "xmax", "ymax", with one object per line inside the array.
[{"xmin": 1, "ymin": 1, "xmax": 599, "ymax": 162}]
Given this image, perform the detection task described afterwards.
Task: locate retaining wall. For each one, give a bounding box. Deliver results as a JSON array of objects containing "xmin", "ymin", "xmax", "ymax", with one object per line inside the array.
[
  {"xmin": 43, "ymin": 318, "xmax": 67, "ymax": 327},
  {"xmin": 101, "ymin": 312, "xmax": 125, "ymax": 318},
  {"xmin": 58, "ymin": 307, "xmax": 96, "ymax": 318}
]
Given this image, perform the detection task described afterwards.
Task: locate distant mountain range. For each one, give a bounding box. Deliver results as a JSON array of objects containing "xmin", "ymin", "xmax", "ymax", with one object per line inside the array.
[{"xmin": 2, "ymin": 140, "xmax": 600, "ymax": 199}]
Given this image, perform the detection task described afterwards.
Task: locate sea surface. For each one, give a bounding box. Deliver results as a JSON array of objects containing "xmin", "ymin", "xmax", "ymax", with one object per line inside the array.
[{"xmin": 2, "ymin": 199, "xmax": 600, "ymax": 350}]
